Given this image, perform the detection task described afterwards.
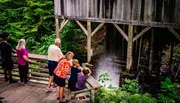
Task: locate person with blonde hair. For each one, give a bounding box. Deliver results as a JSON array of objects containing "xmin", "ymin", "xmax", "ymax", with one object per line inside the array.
[
  {"xmin": 54, "ymin": 51, "xmax": 74, "ymax": 103},
  {"xmin": 16, "ymin": 39, "xmax": 30, "ymax": 85},
  {"xmin": 68, "ymin": 59, "xmax": 83, "ymax": 91},
  {"xmin": 47, "ymin": 38, "xmax": 64, "ymax": 92}
]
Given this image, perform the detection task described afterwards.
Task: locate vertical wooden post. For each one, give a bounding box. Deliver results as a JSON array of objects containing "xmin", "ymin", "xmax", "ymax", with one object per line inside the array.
[
  {"xmin": 137, "ymin": 36, "xmax": 143, "ymax": 71},
  {"xmin": 169, "ymin": 42, "xmax": 174, "ymax": 65},
  {"xmin": 149, "ymin": 28, "xmax": 154, "ymax": 72},
  {"xmin": 28, "ymin": 69, "xmax": 31, "ymax": 80},
  {"xmin": 126, "ymin": 25, "xmax": 133, "ymax": 72},
  {"xmin": 134, "ymin": 26, "xmax": 138, "ymax": 69},
  {"xmin": 90, "ymin": 90, "xmax": 95, "ymax": 103},
  {"xmin": 55, "ymin": 18, "xmax": 60, "ymax": 38},
  {"xmin": 87, "ymin": 21, "xmax": 92, "ymax": 63},
  {"xmin": 122, "ymin": 25, "xmax": 125, "ymax": 58}
]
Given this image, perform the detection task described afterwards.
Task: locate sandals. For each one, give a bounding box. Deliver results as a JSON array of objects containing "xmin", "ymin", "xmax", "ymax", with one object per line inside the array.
[{"xmin": 57, "ymin": 96, "xmax": 65, "ymax": 100}]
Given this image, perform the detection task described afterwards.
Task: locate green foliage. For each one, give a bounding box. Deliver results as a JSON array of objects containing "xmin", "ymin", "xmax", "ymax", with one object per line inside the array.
[
  {"xmin": 98, "ymin": 71, "xmax": 112, "ymax": 84},
  {"xmin": 0, "ymin": 0, "xmax": 86, "ymax": 60},
  {"xmin": 61, "ymin": 21, "xmax": 86, "ymax": 62},
  {"xmin": 129, "ymin": 93, "xmax": 157, "ymax": 103},
  {"xmin": 158, "ymin": 94, "xmax": 175, "ymax": 103},
  {"xmin": 173, "ymin": 43, "xmax": 180, "ymax": 62},
  {"xmin": 121, "ymin": 78, "xmax": 139, "ymax": 94},
  {"xmin": 95, "ymin": 87, "xmax": 157, "ymax": 103},
  {"xmin": 27, "ymin": 33, "xmax": 56, "ymax": 54},
  {"xmin": 0, "ymin": 0, "xmax": 55, "ymax": 49},
  {"xmin": 96, "ymin": 73, "xmax": 156, "ymax": 103},
  {"xmin": 158, "ymin": 77, "xmax": 180, "ymax": 103},
  {"xmin": 95, "ymin": 87, "xmax": 129, "ymax": 103}
]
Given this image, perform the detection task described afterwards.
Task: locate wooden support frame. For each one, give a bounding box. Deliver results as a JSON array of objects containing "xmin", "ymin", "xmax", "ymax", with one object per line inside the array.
[
  {"xmin": 91, "ymin": 23, "xmax": 104, "ymax": 36},
  {"xmin": 169, "ymin": 42, "xmax": 174, "ymax": 65},
  {"xmin": 59, "ymin": 19, "xmax": 69, "ymax": 32},
  {"xmin": 126, "ymin": 25, "xmax": 134, "ymax": 72},
  {"xmin": 76, "ymin": 21, "xmax": 104, "ymax": 63},
  {"xmin": 55, "ymin": 18, "xmax": 69, "ymax": 38},
  {"xmin": 56, "ymin": 18, "xmax": 154, "ymax": 72},
  {"xmin": 76, "ymin": 20, "xmax": 88, "ymax": 36},
  {"xmin": 55, "ymin": 18, "xmax": 60, "ymax": 38},
  {"xmin": 87, "ymin": 21, "xmax": 92, "ymax": 63},
  {"xmin": 113, "ymin": 25, "xmax": 151, "ymax": 43},
  {"xmin": 149, "ymin": 28, "xmax": 154, "ymax": 72},
  {"xmin": 112, "ymin": 25, "xmax": 151, "ymax": 72},
  {"xmin": 168, "ymin": 28, "xmax": 180, "ymax": 41},
  {"xmin": 137, "ymin": 36, "xmax": 143, "ymax": 71},
  {"xmin": 113, "ymin": 24, "xmax": 129, "ymax": 41},
  {"xmin": 133, "ymin": 27, "xmax": 151, "ymax": 42}
]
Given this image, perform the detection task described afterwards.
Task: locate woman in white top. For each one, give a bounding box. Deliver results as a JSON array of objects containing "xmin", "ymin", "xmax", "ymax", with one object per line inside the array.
[{"xmin": 46, "ymin": 38, "xmax": 64, "ymax": 92}]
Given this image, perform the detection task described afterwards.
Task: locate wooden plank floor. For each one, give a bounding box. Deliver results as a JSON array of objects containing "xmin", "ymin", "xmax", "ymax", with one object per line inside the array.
[{"xmin": 0, "ymin": 77, "xmax": 70, "ymax": 103}]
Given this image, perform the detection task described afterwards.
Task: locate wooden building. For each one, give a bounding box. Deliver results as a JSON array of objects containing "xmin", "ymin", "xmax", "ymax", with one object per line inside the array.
[{"xmin": 54, "ymin": 0, "xmax": 180, "ymax": 72}]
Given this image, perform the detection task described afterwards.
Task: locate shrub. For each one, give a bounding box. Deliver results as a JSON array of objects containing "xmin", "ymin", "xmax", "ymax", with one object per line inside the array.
[
  {"xmin": 121, "ymin": 78, "xmax": 139, "ymax": 94},
  {"xmin": 95, "ymin": 87, "xmax": 157, "ymax": 103},
  {"xmin": 158, "ymin": 77, "xmax": 180, "ymax": 103}
]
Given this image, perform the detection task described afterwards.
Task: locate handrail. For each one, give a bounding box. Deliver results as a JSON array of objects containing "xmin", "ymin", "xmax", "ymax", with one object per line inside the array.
[
  {"xmin": 0, "ymin": 53, "xmax": 49, "ymax": 84},
  {"xmin": 0, "ymin": 53, "xmax": 102, "ymax": 103},
  {"xmin": 13, "ymin": 53, "xmax": 48, "ymax": 61}
]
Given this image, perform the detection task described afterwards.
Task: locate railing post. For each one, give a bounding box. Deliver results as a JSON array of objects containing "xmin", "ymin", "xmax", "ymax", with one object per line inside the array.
[
  {"xmin": 28, "ymin": 66, "xmax": 31, "ymax": 80},
  {"xmin": 90, "ymin": 89, "xmax": 95, "ymax": 103},
  {"xmin": 82, "ymin": 63, "xmax": 93, "ymax": 70}
]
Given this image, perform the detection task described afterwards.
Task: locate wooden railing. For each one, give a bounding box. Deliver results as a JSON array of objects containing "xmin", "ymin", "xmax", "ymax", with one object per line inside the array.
[
  {"xmin": 0, "ymin": 54, "xmax": 102, "ymax": 102},
  {"xmin": 0, "ymin": 54, "xmax": 49, "ymax": 84},
  {"xmin": 70, "ymin": 75, "xmax": 102, "ymax": 103}
]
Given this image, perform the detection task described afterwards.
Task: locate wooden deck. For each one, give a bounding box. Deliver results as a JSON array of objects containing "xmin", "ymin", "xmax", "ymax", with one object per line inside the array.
[
  {"xmin": 0, "ymin": 54, "xmax": 100, "ymax": 103},
  {"xmin": 0, "ymin": 77, "xmax": 68, "ymax": 103}
]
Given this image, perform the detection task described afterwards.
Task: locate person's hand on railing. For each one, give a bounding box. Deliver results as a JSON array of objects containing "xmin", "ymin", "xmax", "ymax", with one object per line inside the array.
[{"xmin": 28, "ymin": 59, "xmax": 33, "ymax": 64}]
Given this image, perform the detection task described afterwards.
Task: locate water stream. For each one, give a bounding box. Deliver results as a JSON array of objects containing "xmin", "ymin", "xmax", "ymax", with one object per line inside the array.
[{"xmin": 92, "ymin": 54, "xmax": 121, "ymax": 87}]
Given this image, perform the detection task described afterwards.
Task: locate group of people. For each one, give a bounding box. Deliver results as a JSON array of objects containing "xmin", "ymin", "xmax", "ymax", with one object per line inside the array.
[
  {"xmin": 0, "ymin": 32, "xmax": 91, "ymax": 103},
  {"xmin": 0, "ymin": 32, "xmax": 30, "ymax": 85},
  {"xmin": 47, "ymin": 38, "xmax": 91, "ymax": 103}
]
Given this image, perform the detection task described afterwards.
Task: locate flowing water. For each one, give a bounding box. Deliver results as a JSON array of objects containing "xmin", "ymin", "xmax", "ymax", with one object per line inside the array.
[{"xmin": 92, "ymin": 54, "xmax": 122, "ymax": 87}]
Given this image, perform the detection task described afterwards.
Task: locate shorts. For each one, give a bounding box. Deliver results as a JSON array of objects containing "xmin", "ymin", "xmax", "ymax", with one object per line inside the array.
[
  {"xmin": 48, "ymin": 61, "xmax": 58, "ymax": 76},
  {"xmin": 54, "ymin": 74, "xmax": 66, "ymax": 87},
  {"xmin": 2, "ymin": 60, "xmax": 13, "ymax": 70}
]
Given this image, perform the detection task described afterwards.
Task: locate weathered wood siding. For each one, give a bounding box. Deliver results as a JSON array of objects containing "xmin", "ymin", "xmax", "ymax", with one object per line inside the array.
[{"xmin": 54, "ymin": 0, "xmax": 180, "ymax": 28}]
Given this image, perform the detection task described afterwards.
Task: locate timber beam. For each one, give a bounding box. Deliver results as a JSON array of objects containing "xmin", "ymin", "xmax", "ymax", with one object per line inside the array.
[
  {"xmin": 55, "ymin": 18, "xmax": 69, "ymax": 38},
  {"xmin": 126, "ymin": 25, "xmax": 134, "ymax": 72},
  {"xmin": 113, "ymin": 24, "xmax": 128, "ymax": 41},
  {"xmin": 59, "ymin": 20, "xmax": 69, "ymax": 32},
  {"xmin": 168, "ymin": 28, "xmax": 180, "ymax": 41},
  {"xmin": 87, "ymin": 21, "xmax": 92, "ymax": 63},
  {"xmin": 76, "ymin": 20, "xmax": 88, "ymax": 36},
  {"xmin": 76, "ymin": 21, "xmax": 104, "ymax": 63},
  {"xmin": 55, "ymin": 18, "xmax": 60, "ymax": 38},
  {"xmin": 113, "ymin": 24, "xmax": 151, "ymax": 43},
  {"xmin": 133, "ymin": 27, "xmax": 151, "ymax": 42}
]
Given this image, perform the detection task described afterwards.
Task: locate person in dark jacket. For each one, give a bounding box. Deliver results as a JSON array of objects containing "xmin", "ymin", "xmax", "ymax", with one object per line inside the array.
[{"xmin": 0, "ymin": 32, "xmax": 18, "ymax": 84}]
